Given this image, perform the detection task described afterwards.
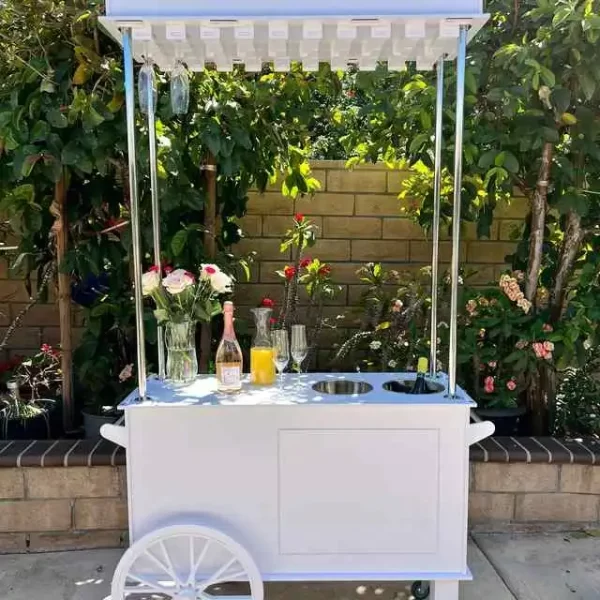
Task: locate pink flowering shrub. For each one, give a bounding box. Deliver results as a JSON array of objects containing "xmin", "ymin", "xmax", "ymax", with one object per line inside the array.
[{"xmin": 457, "ymin": 271, "xmax": 556, "ymax": 409}]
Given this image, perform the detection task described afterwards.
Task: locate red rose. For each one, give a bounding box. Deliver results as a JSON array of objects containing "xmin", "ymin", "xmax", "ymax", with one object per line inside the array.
[
  {"xmin": 41, "ymin": 344, "xmax": 51, "ymax": 354},
  {"xmin": 261, "ymin": 298, "xmax": 275, "ymax": 308},
  {"xmin": 270, "ymin": 317, "xmax": 278, "ymax": 326},
  {"xmin": 300, "ymin": 257, "xmax": 311, "ymax": 268},
  {"xmin": 295, "ymin": 213, "xmax": 305, "ymax": 223},
  {"xmin": 284, "ymin": 265, "xmax": 296, "ymax": 280},
  {"xmin": 148, "ymin": 265, "xmax": 160, "ymax": 273},
  {"xmin": 319, "ymin": 265, "xmax": 331, "ymax": 276},
  {"xmin": 163, "ymin": 266, "xmax": 173, "ymax": 274}
]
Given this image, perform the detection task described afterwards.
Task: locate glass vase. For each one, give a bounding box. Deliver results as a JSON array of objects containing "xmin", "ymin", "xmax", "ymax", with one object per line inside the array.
[{"xmin": 165, "ymin": 320, "xmax": 198, "ymax": 385}]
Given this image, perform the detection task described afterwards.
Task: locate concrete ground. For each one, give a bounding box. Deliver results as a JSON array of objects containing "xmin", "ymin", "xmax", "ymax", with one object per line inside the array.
[{"xmin": 1, "ymin": 532, "xmax": 599, "ymax": 600}]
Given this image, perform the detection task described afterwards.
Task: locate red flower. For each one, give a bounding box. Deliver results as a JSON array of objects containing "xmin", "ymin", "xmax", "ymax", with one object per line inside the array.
[
  {"xmin": 261, "ymin": 298, "xmax": 275, "ymax": 308},
  {"xmin": 319, "ymin": 265, "xmax": 331, "ymax": 276},
  {"xmin": 270, "ymin": 317, "xmax": 278, "ymax": 326},
  {"xmin": 284, "ymin": 265, "xmax": 296, "ymax": 280},
  {"xmin": 164, "ymin": 266, "xmax": 173, "ymax": 274},
  {"xmin": 204, "ymin": 266, "xmax": 216, "ymax": 275},
  {"xmin": 484, "ymin": 376, "xmax": 495, "ymax": 394},
  {"xmin": 41, "ymin": 344, "xmax": 52, "ymax": 354},
  {"xmin": 295, "ymin": 213, "xmax": 305, "ymax": 223},
  {"xmin": 148, "ymin": 265, "xmax": 160, "ymax": 273},
  {"xmin": 300, "ymin": 257, "xmax": 312, "ymax": 268}
]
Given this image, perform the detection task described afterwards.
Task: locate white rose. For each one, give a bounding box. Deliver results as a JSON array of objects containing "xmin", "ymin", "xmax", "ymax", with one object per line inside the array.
[
  {"xmin": 210, "ymin": 270, "xmax": 234, "ymax": 294},
  {"xmin": 142, "ymin": 270, "xmax": 161, "ymax": 296},
  {"xmin": 200, "ymin": 264, "xmax": 222, "ymax": 279},
  {"xmin": 369, "ymin": 340, "xmax": 382, "ymax": 351},
  {"xmin": 388, "ymin": 359, "xmax": 397, "ymax": 368},
  {"xmin": 163, "ymin": 269, "xmax": 195, "ymax": 295}
]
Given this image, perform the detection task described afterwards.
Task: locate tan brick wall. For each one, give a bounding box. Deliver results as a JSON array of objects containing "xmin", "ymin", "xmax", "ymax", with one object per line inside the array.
[
  {"xmin": 470, "ymin": 463, "xmax": 600, "ymax": 531},
  {"xmin": 1, "ymin": 161, "xmax": 527, "ymax": 362},
  {"xmin": 1, "ymin": 462, "xmax": 599, "ymax": 553},
  {"xmin": 0, "ymin": 466, "xmax": 128, "ymax": 553}
]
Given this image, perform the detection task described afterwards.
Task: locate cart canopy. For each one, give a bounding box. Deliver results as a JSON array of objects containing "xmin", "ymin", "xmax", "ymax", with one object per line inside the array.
[{"xmin": 101, "ymin": 0, "xmax": 487, "ymax": 71}]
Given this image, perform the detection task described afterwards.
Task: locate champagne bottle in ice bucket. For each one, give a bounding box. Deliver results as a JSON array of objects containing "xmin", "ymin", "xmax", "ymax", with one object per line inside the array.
[
  {"xmin": 216, "ymin": 302, "xmax": 243, "ymax": 393},
  {"xmin": 409, "ymin": 357, "xmax": 429, "ymax": 394}
]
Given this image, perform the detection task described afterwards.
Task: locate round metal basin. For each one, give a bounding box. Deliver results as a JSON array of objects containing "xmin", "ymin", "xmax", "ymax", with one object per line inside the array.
[
  {"xmin": 383, "ymin": 379, "xmax": 445, "ymax": 395},
  {"xmin": 312, "ymin": 380, "xmax": 373, "ymax": 395}
]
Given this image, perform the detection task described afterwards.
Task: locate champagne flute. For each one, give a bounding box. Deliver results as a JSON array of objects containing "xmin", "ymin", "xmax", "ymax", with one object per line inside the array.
[
  {"xmin": 272, "ymin": 329, "xmax": 290, "ymax": 389},
  {"xmin": 291, "ymin": 324, "xmax": 308, "ymax": 373}
]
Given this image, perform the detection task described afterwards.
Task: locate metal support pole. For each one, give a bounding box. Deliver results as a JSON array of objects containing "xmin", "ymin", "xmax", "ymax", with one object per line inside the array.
[
  {"xmin": 448, "ymin": 26, "xmax": 469, "ymax": 398},
  {"xmin": 123, "ymin": 29, "xmax": 147, "ymax": 400},
  {"xmin": 146, "ymin": 61, "xmax": 166, "ymax": 380},
  {"xmin": 429, "ymin": 57, "xmax": 445, "ymax": 377}
]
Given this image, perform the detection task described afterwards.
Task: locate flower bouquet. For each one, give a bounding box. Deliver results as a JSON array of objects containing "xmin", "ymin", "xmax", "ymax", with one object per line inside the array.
[{"xmin": 142, "ymin": 264, "xmax": 234, "ymax": 383}]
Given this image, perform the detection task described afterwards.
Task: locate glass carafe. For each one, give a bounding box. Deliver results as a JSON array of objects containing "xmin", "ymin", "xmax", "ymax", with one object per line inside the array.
[{"xmin": 250, "ymin": 308, "xmax": 276, "ymax": 385}]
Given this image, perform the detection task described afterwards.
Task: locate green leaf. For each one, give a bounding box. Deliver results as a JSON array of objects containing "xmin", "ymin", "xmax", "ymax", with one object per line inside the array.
[
  {"xmin": 552, "ymin": 6, "xmax": 571, "ymax": 26},
  {"xmin": 556, "ymin": 192, "xmax": 589, "ymax": 217},
  {"xmin": 580, "ymin": 73, "xmax": 596, "ymax": 101},
  {"xmin": 21, "ymin": 154, "xmax": 41, "ymax": 177},
  {"xmin": 539, "ymin": 66, "xmax": 555, "ymax": 88},
  {"xmin": 502, "ymin": 151, "xmax": 519, "ymax": 174},
  {"xmin": 551, "ymin": 88, "xmax": 571, "ymax": 114},
  {"xmin": 478, "ymin": 150, "xmax": 497, "ymax": 169},
  {"xmin": 30, "ymin": 121, "xmax": 50, "ymax": 142},
  {"xmin": 47, "ymin": 108, "xmax": 68, "ymax": 129},
  {"xmin": 61, "ymin": 141, "xmax": 83, "ymax": 165},
  {"xmin": 171, "ymin": 229, "xmax": 188, "ymax": 256}
]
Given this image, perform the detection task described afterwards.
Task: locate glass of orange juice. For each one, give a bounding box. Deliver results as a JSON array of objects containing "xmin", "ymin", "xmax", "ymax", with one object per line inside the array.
[{"xmin": 250, "ymin": 308, "xmax": 276, "ymax": 385}]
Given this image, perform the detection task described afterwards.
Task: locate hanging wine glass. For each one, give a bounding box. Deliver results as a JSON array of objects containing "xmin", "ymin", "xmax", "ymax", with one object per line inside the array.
[
  {"xmin": 170, "ymin": 60, "xmax": 190, "ymax": 115},
  {"xmin": 138, "ymin": 58, "xmax": 157, "ymax": 116}
]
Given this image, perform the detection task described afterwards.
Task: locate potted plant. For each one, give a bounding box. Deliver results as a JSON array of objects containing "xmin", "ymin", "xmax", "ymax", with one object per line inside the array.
[
  {"xmin": 0, "ymin": 345, "xmax": 61, "ymax": 440},
  {"xmin": 458, "ymin": 272, "xmax": 555, "ymax": 435}
]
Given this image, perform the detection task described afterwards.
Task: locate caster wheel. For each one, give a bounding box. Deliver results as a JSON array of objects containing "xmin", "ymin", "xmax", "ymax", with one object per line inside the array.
[
  {"xmin": 411, "ymin": 581, "xmax": 430, "ymax": 600},
  {"xmin": 111, "ymin": 524, "xmax": 263, "ymax": 600}
]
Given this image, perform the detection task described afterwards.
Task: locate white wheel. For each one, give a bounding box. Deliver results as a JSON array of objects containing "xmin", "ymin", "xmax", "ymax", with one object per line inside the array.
[{"xmin": 111, "ymin": 524, "xmax": 264, "ymax": 600}]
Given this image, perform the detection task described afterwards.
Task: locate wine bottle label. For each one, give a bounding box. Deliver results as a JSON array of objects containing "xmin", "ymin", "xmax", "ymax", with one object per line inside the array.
[{"xmin": 220, "ymin": 365, "xmax": 241, "ymax": 386}]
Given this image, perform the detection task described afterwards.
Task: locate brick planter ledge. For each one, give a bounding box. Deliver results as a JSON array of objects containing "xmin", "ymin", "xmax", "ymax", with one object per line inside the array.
[{"xmin": 0, "ymin": 436, "xmax": 599, "ymax": 553}]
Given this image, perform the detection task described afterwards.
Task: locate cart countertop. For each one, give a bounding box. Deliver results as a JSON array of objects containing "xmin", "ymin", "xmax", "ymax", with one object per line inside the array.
[{"xmin": 119, "ymin": 372, "xmax": 476, "ymax": 408}]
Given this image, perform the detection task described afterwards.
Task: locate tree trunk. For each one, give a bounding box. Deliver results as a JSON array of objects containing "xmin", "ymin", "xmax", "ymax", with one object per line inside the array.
[
  {"xmin": 50, "ymin": 172, "xmax": 74, "ymax": 433},
  {"xmin": 550, "ymin": 210, "xmax": 584, "ymax": 323},
  {"xmin": 525, "ymin": 142, "xmax": 553, "ymax": 303},
  {"xmin": 199, "ymin": 153, "xmax": 217, "ymax": 373}
]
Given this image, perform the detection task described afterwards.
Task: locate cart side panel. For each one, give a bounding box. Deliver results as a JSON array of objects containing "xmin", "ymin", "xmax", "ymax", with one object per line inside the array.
[
  {"xmin": 279, "ymin": 428, "xmax": 439, "ymax": 554},
  {"xmin": 126, "ymin": 403, "xmax": 469, "ymax": 578}
]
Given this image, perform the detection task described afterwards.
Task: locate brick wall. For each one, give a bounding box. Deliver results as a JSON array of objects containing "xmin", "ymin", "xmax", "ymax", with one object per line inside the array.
[
  {"xmin": 0, "ymin": 466, "xmax": 127, "ymax": 552},
  {"xmin": 1, "ymin": 461, "xmax": 598, "ymax": 553},
  {"xmin": 236, "ymin": 162, "xmax": 528, "ymax": 318},
  {"xmin": 0, "ymin": 160, "xmax": 528, "ymax": 363}
]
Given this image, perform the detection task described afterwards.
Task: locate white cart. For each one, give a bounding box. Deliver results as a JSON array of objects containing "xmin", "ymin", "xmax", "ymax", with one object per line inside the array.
[
  {"xmin": 102, "ymin": 373, "xmax": 493, "ymax": 600},
  {"xmin": 99, "ymin": 1, "xmax": 494, "ymax": 598}
]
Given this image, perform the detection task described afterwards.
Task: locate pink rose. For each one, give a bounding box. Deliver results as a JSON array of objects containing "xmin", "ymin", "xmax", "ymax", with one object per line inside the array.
[
  {"xmin": 506, "ymin": 379, "xmax": 516, "ymax": 391},
  {"xmin": 542, "ymin": 324, "xmax": 553, "ymax": 332},
  {"xmin": 543, "ymin": 341, "xmax": 554, "ymax": 352},
  {"xmin": 163, "ymin": 269, "xmax": 195, "ymax": 295},
  {"xmin": 484, "ymin": 376, "xmax": 495, "ymax": 394}
]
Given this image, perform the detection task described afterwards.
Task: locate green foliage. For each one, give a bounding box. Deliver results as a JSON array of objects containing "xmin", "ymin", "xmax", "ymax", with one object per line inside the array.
[
  {"xmin": 334, "ymin": 264, "xmax": 431, "ymax": 372},
  {"xmin": 0, "ymin": 1, "xmax": 341, "ymax": 408},
  {"xmin": 554, "ymin": 348, "xmax": 600, "ymax": 437},
  {"xmin": 455, "ymin": 272, "xmax": 556, "ymax": 408}
]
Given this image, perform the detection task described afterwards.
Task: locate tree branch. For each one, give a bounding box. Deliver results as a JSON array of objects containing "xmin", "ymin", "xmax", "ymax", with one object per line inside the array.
[
  {"xmin": 549, "ymin": 209, "xmax": 584, "ymax": 322},
  {"xmin": 525, "ymin": 142, "xmax": 553, "ymax": 302}
]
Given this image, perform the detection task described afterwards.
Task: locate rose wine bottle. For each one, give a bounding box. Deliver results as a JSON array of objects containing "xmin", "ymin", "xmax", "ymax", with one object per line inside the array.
[{"xmin": 216, "ymin": 301, "xmax": 243, "ymax": 393}]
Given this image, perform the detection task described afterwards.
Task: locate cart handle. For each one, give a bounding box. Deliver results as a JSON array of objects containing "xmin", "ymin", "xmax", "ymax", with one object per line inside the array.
[
  {"xmin": 467, "ymin": 421, "xmax": 495, "ymax": 446},
  {"xmin": 101, "ymin": 423, "xmax": 128, "ymax": 448}
]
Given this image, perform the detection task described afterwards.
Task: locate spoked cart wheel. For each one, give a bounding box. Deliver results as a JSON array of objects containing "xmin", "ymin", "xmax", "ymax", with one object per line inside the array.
[
  {"xmin": 411, "ymin": 581, "xmax": 430, "ymax": 599},
  {"xmin": 111, "ymin": 524, "xmax": 264, "ymax": 600}
]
